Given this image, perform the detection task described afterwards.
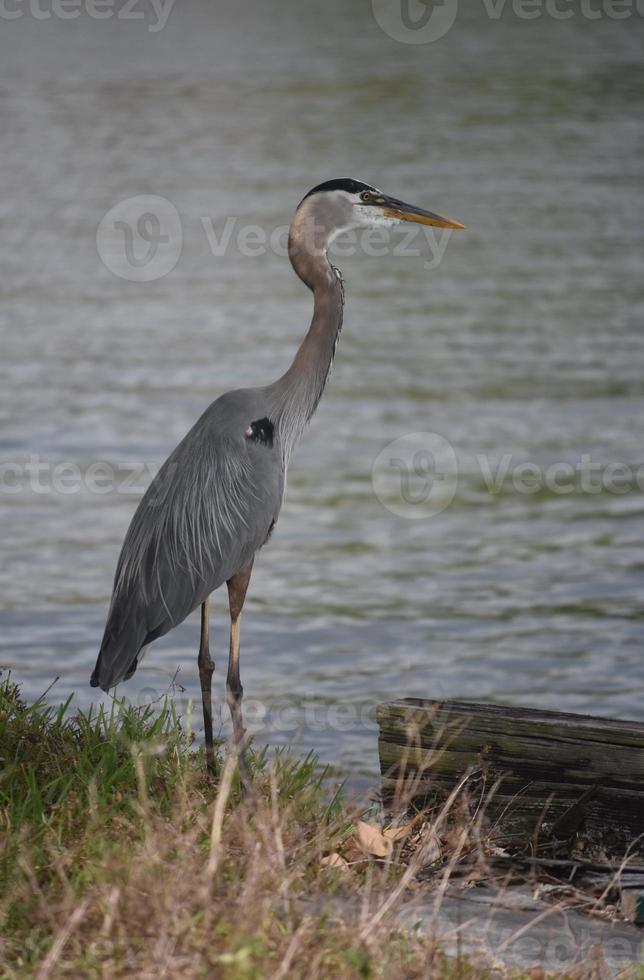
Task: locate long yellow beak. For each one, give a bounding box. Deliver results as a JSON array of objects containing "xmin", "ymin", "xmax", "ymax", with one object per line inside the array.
[{"xmin": 383, "ymin": 205, "xmax": 465, "ymax": 230}]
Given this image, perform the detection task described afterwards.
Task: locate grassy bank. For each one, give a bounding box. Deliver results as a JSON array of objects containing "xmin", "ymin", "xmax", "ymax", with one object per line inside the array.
[{"xmin": 0, "ymin": 674, "xmax": 591, "ymax": 978}]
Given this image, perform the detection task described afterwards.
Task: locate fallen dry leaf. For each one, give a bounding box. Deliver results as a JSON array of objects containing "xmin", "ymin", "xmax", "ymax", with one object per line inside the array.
[
  {"xmin": 356, "ymin": 820, "xmax": 390, "ymax": 858},
  {"xmin": 320, "ymin": 852, "xmax": 349, "ymax": 871},
  {"xmin": 383, "ymin": 823, "xmax": 412, "ymax": 843}
]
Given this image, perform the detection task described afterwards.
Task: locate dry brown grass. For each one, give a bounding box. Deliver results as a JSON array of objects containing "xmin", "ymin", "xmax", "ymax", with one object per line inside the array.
[
  {"xmin": 0, "ymin": 676, "xmax": 618, "ymax": 978},
  {"xmin": 1, "ymin": 762, "xmax": 472, "ymax": 979}
]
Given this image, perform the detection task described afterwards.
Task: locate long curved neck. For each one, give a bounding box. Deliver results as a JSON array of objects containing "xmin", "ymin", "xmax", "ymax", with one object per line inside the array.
[{"xmin": 267, "ymin": 210, "xmax": 344, "ymax": 464}]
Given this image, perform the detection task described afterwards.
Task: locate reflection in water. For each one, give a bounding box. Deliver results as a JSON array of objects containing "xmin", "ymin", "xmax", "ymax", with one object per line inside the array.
[{"xmin": 0, "ymin": 0, "xmax": 643, "ymax": 785}]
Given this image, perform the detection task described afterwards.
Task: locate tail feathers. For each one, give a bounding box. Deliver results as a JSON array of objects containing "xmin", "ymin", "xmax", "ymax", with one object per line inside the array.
[
  {"xmin": 91, "ymin": 606, "xmax": 148, "ymax": 691},
  {"xmin": 90, "ymin": 653, "xmax": 139, "ymax": 691},
  {"xmin": 91, "ymin": 570, "xmax": 193, "ymax": 691},
  {"xmin": 90, "ymin": 629, "xmax": 142, "ymax": 691}
]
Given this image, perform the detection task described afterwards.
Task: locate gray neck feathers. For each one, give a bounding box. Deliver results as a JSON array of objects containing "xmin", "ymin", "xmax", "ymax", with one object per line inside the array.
[{"xmin": 267, "ymin": 202, "xmax": 345, "ymax": 464}]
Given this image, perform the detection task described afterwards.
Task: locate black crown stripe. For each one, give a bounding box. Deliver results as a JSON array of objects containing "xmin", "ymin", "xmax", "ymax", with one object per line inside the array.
[{"xmin": 299, "ymin": 178, "xmax": 380, "ymax": 206}]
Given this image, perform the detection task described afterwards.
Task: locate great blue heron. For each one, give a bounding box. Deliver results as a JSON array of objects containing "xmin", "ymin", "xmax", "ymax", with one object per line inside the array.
[{"xmin": 91, "ymin": 178, "xmax": 464, "ymax": 785}]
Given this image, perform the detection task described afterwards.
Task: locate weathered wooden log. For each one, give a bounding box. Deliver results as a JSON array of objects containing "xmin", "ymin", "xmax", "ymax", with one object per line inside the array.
[
  {"xmin": 621, "ymin": 890, "xmax": 644, "ymax": 924},
  {"xmin": 377, "ymin": 699, "xmax": 644, "ymax": 845}
]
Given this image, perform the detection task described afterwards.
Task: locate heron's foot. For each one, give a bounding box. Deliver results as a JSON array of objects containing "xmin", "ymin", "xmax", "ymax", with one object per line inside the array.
[
  {"xmin": 229, "ymin": 731, "xmax": 254, "ymax": 806},
  {"xmin": 236, "ymin": 741, "xmax": 254, "ymax": 803},
  {"xmin": 226, "ymin": 688, "xmax": 255, "ymax": 805}
]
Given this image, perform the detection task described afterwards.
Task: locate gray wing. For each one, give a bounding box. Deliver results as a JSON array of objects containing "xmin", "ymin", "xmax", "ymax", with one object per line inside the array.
[{"xmin": 91, "ymin": 388, "xmax": 284, "ymax": 690}]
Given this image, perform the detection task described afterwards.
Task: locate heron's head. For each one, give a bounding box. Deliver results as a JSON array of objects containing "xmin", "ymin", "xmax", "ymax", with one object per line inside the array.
[{"xmin": 293, "ymin": 177, "xmax": 464, "ymax": 254}]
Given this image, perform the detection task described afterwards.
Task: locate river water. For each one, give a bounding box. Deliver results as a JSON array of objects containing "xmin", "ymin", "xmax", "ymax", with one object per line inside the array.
[{"xmin": 1, "ymin": 0, "xmax": 643, "ymax": 784}]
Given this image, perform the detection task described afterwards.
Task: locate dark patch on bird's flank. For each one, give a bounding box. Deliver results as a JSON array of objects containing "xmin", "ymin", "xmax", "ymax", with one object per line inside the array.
[{"xmin": 244, "ymin": 417, "xmax": 274, "ymax": 448}]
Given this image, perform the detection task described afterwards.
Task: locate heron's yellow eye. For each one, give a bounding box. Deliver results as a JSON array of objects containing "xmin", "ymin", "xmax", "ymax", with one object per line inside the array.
[{"xmin": 361, "ymin": 191, "xmax": 371, "ymax": 203}]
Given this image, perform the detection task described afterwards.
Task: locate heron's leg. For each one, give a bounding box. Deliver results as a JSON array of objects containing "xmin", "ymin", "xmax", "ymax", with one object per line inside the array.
[
  {"xmin": 197, "ymin": 598, "xmax": 216, "ymax": 773},
  {"xmin": 226, "ymin": 562, "xmax": 254, "ymax": 795}
]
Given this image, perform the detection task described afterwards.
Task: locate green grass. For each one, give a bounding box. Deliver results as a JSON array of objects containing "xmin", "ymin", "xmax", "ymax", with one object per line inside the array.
[{"xmin": 0, "ymin": 674, "xmax": 590, "ymax": 978}]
